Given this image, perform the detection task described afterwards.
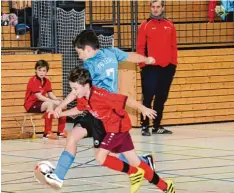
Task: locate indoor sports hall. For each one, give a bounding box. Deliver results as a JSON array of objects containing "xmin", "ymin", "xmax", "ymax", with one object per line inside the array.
[{"xmin": 1, "ymin": 1, "xmax": 234, "ymax": 193}]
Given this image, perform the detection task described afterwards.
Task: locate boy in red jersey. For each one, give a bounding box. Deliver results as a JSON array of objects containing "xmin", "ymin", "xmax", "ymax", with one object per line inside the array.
[
  {"xmin": 45, "ymin": 67, "xmax": 175, "ymax": 193},
  {"xmin": 24, "ymin": 60, "xmax": 66, "ymax": 139}
]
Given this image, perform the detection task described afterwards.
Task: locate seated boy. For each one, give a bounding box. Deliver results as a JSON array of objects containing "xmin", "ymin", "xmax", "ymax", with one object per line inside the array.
[
  {"xmin": 24, "ymin": 60, "xmax": 67, "ymax": 139},
  {"xmin": 44, "ymin": 67, "xmax": 175, "ymax": 193}
]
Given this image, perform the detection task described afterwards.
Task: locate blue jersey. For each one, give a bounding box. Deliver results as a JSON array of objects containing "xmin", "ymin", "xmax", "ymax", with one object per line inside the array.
[
  {"xmin": 222, "ymin": 0, "xmax": 234, "ymax": 12},
  {"xmin": 220, "ymin": 0, "xmax": 234, "ymax": 20},
  {"xmin": 83, "ymin": 48, "xmax": 129, "ymax": 93}
]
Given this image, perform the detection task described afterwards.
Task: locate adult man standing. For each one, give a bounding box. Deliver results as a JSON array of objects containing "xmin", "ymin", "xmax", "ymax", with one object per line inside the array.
[{"xmin": 137, "ymin": 0, "xmax": 178, "ymax": 136}]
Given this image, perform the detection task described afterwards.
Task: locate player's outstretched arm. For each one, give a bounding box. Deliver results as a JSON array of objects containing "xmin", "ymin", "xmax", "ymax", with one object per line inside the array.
[
  {"xmin": 35, "ymin": 93, "xmax": 53, "ymax": 102},
  {"xmin": 60, "ymin": 107, "xmax": 82, "ymax": 117},
  {"xmin": 48, "ymin": 91, "xmax": 61, "ymax": 101},
  {"xmin": 58, "ymin": 91, "xmax": 77, "ymax": 109},
  {"xmin": 126, "ymin": 98, "xmax": 157, "ymax": 120},
  {"xmin": 53, "ymin": 91, "xmax": 77, "ymax": 118},
  {"xmin": 49, "ymin": 107, "xmax": 82, "ymax": 118},
  {"xmin": 126, "ymin": 52, "xmax": 155, "ymax": 64}
]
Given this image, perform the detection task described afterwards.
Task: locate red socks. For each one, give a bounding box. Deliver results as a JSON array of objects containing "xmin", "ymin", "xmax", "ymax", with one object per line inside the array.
[
  {"xmin": 102, "ymin": 156, "xmax": 167, "ymax": 191},
  {"xmin": 138, "ymin": 160, "xmax": 167, "ymax": 191},
  {"xmin": 102, "ymin": 155, "xmax": 138, "ymax": 175},
  {"xmin": 44, "ymin": 112, "xmax": 52, "ymax": 134},
  {"xmin": 58, "ymin": 116, "xmax": 66, "ymax": 133},
  {"xmin": 139, "ymin": 160, "xmax": 154, "ymax": 181},
  {"xmin": 44, "ymin": 112, "xmax": 66, "ymax": 134}
]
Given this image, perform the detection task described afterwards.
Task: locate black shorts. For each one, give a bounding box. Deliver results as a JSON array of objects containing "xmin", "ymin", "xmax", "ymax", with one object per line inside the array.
[{"xmin": 73, "ymin": 111, "xmax": 106, "ymax": 148}]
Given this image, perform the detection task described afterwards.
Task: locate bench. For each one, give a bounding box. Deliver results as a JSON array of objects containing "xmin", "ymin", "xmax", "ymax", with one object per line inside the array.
[
  {"xmin": 1, "ymin": 113, "xmax": 40, "ymax": 139},
  {"xmin": 1, "ymin": 26, "xmax": 31, "ymax": 49},
  {"xmin": 1, "ymin": 54, "xmax": 63, "ymax": 140},
  {"xmin": 1, "ymin": 1, "xmax": 31, "ymax": 13}
]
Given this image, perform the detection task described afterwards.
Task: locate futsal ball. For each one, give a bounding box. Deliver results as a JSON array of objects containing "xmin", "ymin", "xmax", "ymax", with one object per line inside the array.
[
  {"xmin": 34, "ymin": 161, "xmax": 55, "ymax": 184},
  {"xmin": 34, "ymin": 161, "xmax": 55, "ymax": 175}
]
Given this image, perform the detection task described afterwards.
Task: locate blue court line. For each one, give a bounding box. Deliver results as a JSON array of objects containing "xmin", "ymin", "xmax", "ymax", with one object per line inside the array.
[
  {"xmin": 155, "ymin": 154, "xmax": 234, "ymax": 163},
  {"xmin": 3, "ymin": 153, "xmax": 234, "ymax": 182},
  {"xmin": 2, "ymin": 139, "xmax": 91, "ymax": 150},
  {"xmin": 3, "ymin": 152, "xmax": 234, "ymax": 169},
  {"xmin": 134, "ymin": 149, "xmax": 234, "ymax": 162},
  {"xmin": 136, "ymin": 134, "xmax": 234, "ymax": 142},
  {"xmin": 159, "ymin": 164, "xmax": 234, "ymax": 173},
  {"xmin": 159, "ymin": 171, "xmax": 234, "ymax": 183},
  {"xmin": 133, "ymin": 140, "xmax": 234, "ymax": 152},
  {"xmin": 3, "ymin": 153, "xmax": 234, "ymax": 176},
  {"xmin": 1, "ymin": 153, "xmax": 97, "ymax": 166}
]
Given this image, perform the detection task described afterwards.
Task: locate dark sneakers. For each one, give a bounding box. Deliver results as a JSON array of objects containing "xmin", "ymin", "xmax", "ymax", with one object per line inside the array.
[
  {"xmin": 142, "ymin": 126, "xmax": 172, "ymax": 135},
  {"xmin": 152, "ymin": 126, "xmax": 173, "ymax": 134},
  {"xmin": 143, "ymin": 154, "xmax": 156, "ymax": 171},
  {"xmin": 141, "ymin": 126, "xmax": 151, "ymax": 136}
]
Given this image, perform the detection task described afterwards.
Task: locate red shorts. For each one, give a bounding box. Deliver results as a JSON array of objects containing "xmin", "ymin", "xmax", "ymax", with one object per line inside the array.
[
  {"xmin": 100, "ymin": 132, "xmax": 134, "ymax": 153},
  {"xmin": 28, "ymin": 101, "xmax": 44, "ymax": 113}
]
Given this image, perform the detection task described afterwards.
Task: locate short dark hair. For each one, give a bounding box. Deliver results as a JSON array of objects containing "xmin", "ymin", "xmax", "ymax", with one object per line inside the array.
[
  {"xmin": 150, "ymin": 0, "xmax": 165, "ymax": 7},
  {"xmin": 68, "ymin": 67, "xmax": 92, "ymax": 87},
  {"xmin": 72, "ymin": 29, "xmax": 99, "ymax": 50},
  {"xmin": 35, "ymin": 60, "xmax": 49, "ymax": 71}
]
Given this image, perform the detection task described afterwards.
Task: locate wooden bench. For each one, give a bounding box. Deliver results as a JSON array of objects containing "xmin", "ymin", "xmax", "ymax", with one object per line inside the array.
[
  {"xmin": 1, "ymin": 0, "xmax": 31, "ymax": 48},
  {"xmin": 1, "ymin": 1, "xmax": 10, "ymax": 13},
  {"xmin": 1, "ymin": 26, "xmax": 31, "ymax": 48},
  {"xmin": 11, "ymin": 0, "xmax": 32, "ymax": 9},
  {"xmin": 1, "ymin": 0, "xmax": 31, "ymax": 13},
  {"xmin": 1, "ymin": 113, "xmax": 40, "ymax": 139},
  {"xmin": 1, "ymin": 54, "xmax": 63, "ymax": 140}
]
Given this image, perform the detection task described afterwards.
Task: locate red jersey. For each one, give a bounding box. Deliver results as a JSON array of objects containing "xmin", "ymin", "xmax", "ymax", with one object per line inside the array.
[
  {"xmin": 24, "ymin": 76, "xmax": 52, "ymax": 111},
  {"xmin": 137, "ymin": 18, "xmax": 178, "ymax": 68},
  {"xmin": 77, "ymin": 86, "xmax": 132, "ymax": 133}
]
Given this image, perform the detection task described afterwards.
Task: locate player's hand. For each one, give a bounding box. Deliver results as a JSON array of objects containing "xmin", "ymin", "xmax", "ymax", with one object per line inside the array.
[
  {"xmin": 145, "ymin": 57, "xmax": 156, "ymax": 65},
  {"xmin": 47, "ymin": 110, "xmax": 55, "ymax": 119},
  {"xmin": 54, "ymin": 106, "xmax": 62, "ymax": 118},
  {"xmin": 52, "ymin": 100, "xmax": 62, "ymax": 106},
  {"xmin": 141, "ymin": 107, "xmax": 157, "ymax": 120},
  {"xmin": 58, "ymin": 98, "xmax": 63, "ymax": 102}
]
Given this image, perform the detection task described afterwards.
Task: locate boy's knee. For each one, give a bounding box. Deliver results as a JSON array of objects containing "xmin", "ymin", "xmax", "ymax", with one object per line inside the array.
[
  {"xmin": 45, "ymin": 101, "xmax": 55, "ymax": 109},
  {"xmin": 67, "ymin": 132, "xmax": 80, "ymax": 145},
  {"xmin": 95, "ymin": 152, "xmax": 106, "ymax": 165},
  {"xmin": 66, "ymin": 137, "xmax": 76, "ymax": 150},
  {"xmin": 71, "ymin": 127, "xmax": 87, "ymax": 141}
]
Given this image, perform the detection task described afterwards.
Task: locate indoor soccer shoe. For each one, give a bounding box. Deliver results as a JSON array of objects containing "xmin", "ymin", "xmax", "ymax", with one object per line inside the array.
[
  {"xmin": 141, "ymin": 126, "xmax": 151, "ymax": 136},
  {"xmin": 143, "ymin": 154, "xmax": 156, "ymax": 171},
  {"xmin": 164, "ymin": 180, "xmax": 175, "ymax": 193},
  {"xmin": 43, "ymin": 132, "xmax": 58, "ymax": 139},
  {"xmin": 34, "ymin": 161, "xmax": 55, "ymax": 185},
  {"xmin": 45, "ymin": 173, "xmax": 63, "ymax": 190},
  {"xmin": 129, "ymin": 167, "xmax": 144, "ymax": 193},
  {"xmin": 152, "ymin": 126, "xmax": 173, "ymax": 134},
  {"xmin": 58, "ymin": 131, "xmax": 68, "ymax": 138}
]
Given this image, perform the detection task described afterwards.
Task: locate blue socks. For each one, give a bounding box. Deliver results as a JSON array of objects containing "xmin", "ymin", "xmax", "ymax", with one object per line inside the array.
[
  {"xmin": 54, "ymin": 151, "xmax": 148, "ymax": 180},
  {"xmin": 54, "ymin": 151, "xmax": 75, "ymax": 180},
  {"xmin": 118, "ymin": 153, "xmax": 148, "ymax": 164}
]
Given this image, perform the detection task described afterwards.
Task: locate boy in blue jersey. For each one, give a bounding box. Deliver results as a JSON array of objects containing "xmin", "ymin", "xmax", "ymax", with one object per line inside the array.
[{"xmin": 40, "ymin": 30, "xmax": 156, "ymax": 188}]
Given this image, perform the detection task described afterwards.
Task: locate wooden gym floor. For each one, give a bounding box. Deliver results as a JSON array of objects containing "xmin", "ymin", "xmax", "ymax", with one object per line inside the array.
[{"xmin": 2, "ymin": 122, "xmax": 234, "ymax": 193}]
